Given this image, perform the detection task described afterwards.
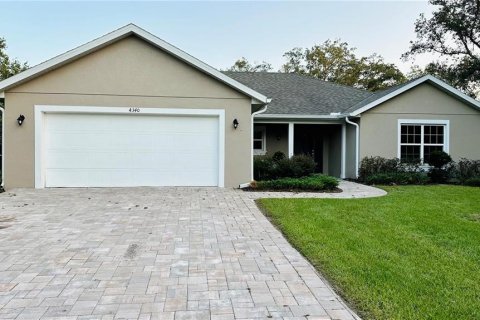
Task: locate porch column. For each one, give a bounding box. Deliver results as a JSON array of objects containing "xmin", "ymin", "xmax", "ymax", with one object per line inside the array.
[
  {"xmin": 288, "ymin": 123, "xmax": 294, "ymax": 158},
  {"xmin": 341, "ymin": 123, "xmax": 346, "ymax": 179}
]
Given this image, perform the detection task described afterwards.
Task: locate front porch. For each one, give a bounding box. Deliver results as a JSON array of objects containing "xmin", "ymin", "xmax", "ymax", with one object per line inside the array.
[{"xmin": 253, "ymin": 121, "xmax": 355, "ymax": 178}]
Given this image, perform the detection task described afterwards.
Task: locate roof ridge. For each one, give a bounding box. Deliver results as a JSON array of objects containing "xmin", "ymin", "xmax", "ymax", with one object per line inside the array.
[{"xmin": 222, "ymin": 71, "xmax": 370, "ymax": 94}]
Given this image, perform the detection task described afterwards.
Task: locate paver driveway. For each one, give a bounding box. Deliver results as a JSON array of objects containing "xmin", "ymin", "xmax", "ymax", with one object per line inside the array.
[{"xmin": 0, "ymin": 187, "xmax": 363, "ymax": 320}]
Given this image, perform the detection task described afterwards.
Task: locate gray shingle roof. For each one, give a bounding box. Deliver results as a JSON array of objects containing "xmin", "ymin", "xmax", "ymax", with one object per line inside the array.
[
  {"xmin": 343, "ymin": 77, "xmax": 422, "ymax": 114},
  {"xmin": 223, "ymin": 71, "xmax": 373, "ymax": 115}
]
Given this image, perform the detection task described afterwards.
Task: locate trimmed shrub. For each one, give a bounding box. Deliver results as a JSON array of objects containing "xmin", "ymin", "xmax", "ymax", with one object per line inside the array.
[
  {"xmin": 359, "ymin": 157, "xmax": 402, "ymax": 181},
  {"xmin": 272, "ymin": 151, "xmax": 286, "ymax": 162},
  {"xmin": 254, "ymin": 153, "xmax": 316, "ymax": 181},
  {"xmin": 275, "ymin": 154, "xmax": 316, "ymax": 179},
  {"xmin": 359, "ymin": 155, "xmax": 480, "ymax": 186},
  {"xmin": 254, "ymin": 174, "xmax": 338, "ymax": 191},
  {"xmin": 427, "ymin": 151, "xmax": 453, "ymax": 183},
  {"xmin": 253, "ymin": 155, "xmax": 275, "ymax": 181},
  {"xmin": 465, "ymin": 177, "xmax": 480, "ymax": 187},
  {"xmin": 428, "ymin": 150, "xmax": 452, "ymax": 168},
  {"xmin": 289, "ymin": 155, "xmax": 317, "ymax": 178},
  {"xmin": 365, "ymin": 172, "xmax": 429, "ymax": 185},
  {"xmin": 359, "ymin": 156, "xmax": 424, "ymax": 185},
  {"xmin": 456, "ymin": 158, "xmax": 480, "ymax": 182}
]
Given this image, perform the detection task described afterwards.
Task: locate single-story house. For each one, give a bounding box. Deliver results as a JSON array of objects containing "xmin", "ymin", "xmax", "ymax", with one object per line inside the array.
[{"xmin": 0, "ymin": 24, "xmax": 479, "ymax": 189}]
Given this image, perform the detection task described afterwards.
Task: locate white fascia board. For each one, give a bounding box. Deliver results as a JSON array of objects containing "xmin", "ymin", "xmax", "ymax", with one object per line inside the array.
[
  {"xmin": 350, "ymin": 75, "xmax": 480, "ymax": 116},
  {"xmin": 0, "ymin": 24, "xmax": 269, "ymax": 104},
  {"xmin": 255, "ymin": 114, "xmax": 344, "ymax": 119}
]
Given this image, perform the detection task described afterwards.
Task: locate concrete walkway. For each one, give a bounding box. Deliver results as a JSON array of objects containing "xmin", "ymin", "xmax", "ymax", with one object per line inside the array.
[
  {"xmin": 243, "ymin": 180, "xmax": 386, "ymax": 199},
  {"xmin": 0, "ymin": 182, "xmax": 383, "ymax": 319}
]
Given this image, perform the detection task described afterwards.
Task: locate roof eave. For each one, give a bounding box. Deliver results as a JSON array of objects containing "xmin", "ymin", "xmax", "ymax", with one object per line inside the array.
[
  {"xmin": 0, "ymin": 24, "xmax": 269, "ymax": 104},
  {"xmin": 255, "ymin": 113, "xmax": 345, "ymax": 120}
]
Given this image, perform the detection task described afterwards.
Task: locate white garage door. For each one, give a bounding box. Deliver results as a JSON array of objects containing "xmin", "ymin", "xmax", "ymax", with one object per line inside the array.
[{"xmin": 43, "ymin": 112, "xmax": 220, "ymax": 187}]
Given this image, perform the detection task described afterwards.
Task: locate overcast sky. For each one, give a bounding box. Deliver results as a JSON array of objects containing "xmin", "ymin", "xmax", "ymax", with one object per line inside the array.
[{"xmin": 0, "ymin": 1, "xmax": 434, "ymax": 73}]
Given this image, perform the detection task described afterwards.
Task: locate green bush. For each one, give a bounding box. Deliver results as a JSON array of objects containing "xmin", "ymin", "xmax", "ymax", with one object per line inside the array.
[
  {"xmin": 359, "ymin": 156, "xmax": 424, "ymax": 184},
  {"xmin": 254, "ymin": 153, "xmax": 316, "ymax": 181},
  {"xmin": 359, "ymin": 155, "xmax": 480, "ymax": 186},
  {"xmin": 464, "ymin": 177, "xmax": 480, "ymax": 187},
  {"xmin": 428, "ymin": 150, "xmax": 452, "ymax": 168},
  {"xmin": 365, "ymin": 172, "xmax": 429, "ymax": 185},
  {"xmin": 272, "ymin": 151, "xmax": 286, "ymax": 162},
  {"xmin": 359, "ymin": 156, "xmax": 406, "ymax": 181},
  {"xmin": 253, "ymin": 155, "xmax": 275, "ymax": 181},
  {"xmin": 254, "ymin": 174, "xmax": 338, "ymax": 191},
  {"xmin": 275, "ymin": 154, "xmax": 316, "ymax": 179},
  {"xmin": 428, "ymin": 151, "xmax": 453, "ymax": 183},
  {"xmin": 289, "ymin": 155, "xmax": 317, "ymax": 177},
  {"xmin": 456, "ymin": 158, "xmax": 480, "ymax": 182}
]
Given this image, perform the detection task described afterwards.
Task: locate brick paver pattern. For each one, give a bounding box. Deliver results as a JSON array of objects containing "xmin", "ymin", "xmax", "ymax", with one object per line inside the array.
[{"xmin": 0, "ymin": 186, "xmax": 370, "ymax": 319}]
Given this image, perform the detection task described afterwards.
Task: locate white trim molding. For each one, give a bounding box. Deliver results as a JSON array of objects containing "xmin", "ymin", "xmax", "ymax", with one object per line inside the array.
[
  {"xmin": 397, "ymin": 119, "xmax": 450, "ymax": 163},
  {"xmin": 341, "ymin": 123, "xmax": 346, "ymax": 179},
  {"xmin": 255, "ymin": 114, "xmax": 344, "ymax": 119},
  {"xmin": 288, "ymin": 123, "xmax": 294, "ymax": 158},
  {"xmin": 0, "ymin": 24, "xmax": 269, "ymax": 104},
  {"xmin": 34, "ymin": 105, "xmax": 226, "ymax": 188},
  {"xmin": 253, "ymin": 125, "xmax": 267, "ymax": 156},
  {"xmin": 350, "ymin": 75, "xmax": 480, "ymax": 116}
]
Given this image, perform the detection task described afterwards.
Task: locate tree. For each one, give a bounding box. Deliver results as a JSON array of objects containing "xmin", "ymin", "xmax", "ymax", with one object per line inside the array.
[
  {"xmin": 403, "ymin": 0, "xmax": 480, "ymax": 97},
  {"xmin": 0, "ymin": 37, "xmax": 28, "ymax": 110},
  {"xmin": 281, "ymin": 47, "xmax": 306, "ymax": 74},
  {"xmin": 358, "ymin": 54, "xmax": 407, "ymax": 91},
  {"xmin": 281, "ymin": 40, "xmax": 406, "ymax": 91},
  {"xmin": 0, "ymin": 37, "xmax": 28, "ymax": 81},
  {"xmin": 227, "ymin": 57, "xmax": 272, "ymax": 72},
  {"xmin": 0, "ymin": 38, "xmax": 27, "ymax": 175}
]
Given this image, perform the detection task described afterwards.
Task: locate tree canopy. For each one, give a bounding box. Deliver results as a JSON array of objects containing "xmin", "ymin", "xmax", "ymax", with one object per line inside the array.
[
  {"xmin": 0, "ymin": 37, "xmax": 28, "ymax": 81},
  {"xmin": 226, "ymin": 57, "xmax": 272, "ymax": 72},
  {"xmin": 281, "ymin": 40, "xmax": 406, "ymax": 91},
  {"xmin": 403, "ymin": 0, "xmax": 480, "ymax": 97},
  {"xmin": 228, "ymin": 40, "xmax": 406, "ymax": 92}
]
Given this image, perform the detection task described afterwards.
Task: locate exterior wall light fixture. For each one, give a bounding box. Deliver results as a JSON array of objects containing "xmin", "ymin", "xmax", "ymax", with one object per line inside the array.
[
  {"xmin": 233, "ymin": 118, "xmax": 239, "ymax": 129},
  {"xmin": 17, "ymin": 115, "xmax": 25, "ymax": 126}
]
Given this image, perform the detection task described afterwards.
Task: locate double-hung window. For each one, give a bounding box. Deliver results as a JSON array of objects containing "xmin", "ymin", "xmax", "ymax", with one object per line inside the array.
[
  {"xmin": 253, "ymin": 126, "xmax": 266, "ymax": 155},
  {"xmin": 398, "ymin": 120, "xmax": 449, "ymax": 164}
]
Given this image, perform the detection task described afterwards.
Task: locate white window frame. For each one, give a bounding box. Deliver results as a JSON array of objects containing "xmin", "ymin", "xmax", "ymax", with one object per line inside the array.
[
  {"xmin": 253, "ymin": 125, "xmax": 266, "ymax": 155},
  {"xmin": 397, "ymin": 119, "xmax": 450, "ymax": 164}
]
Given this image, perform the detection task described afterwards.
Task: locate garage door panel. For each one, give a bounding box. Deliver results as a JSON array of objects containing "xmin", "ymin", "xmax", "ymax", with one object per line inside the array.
[{"xmin": 44, "ymin": 112, "xmax": 220, "ymax": 187}]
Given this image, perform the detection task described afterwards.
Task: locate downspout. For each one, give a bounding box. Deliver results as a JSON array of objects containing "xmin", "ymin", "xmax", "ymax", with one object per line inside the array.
[
  {"xmin": 240, "ymin": 102, "xmax": 269, "ymax": 188},
  {"xmin": 0, "ymin": 106, "xmax": 4, "ymax": 187},
  {"xmin": 345, "ymin": 116, "xmax": 359, "ymax": 178},
  {"xmin": 250, "ymin": 103, "xmax": 269, "ymax": 179}
]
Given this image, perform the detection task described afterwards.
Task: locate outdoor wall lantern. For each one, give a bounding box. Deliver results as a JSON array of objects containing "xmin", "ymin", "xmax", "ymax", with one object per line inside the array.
[
  {"xmin": 233, "ymin": 118, "xmax": 239, "ymax": 129},
  {"xmin": 17, "ymin": 115, "xmax": 25, "ymax": 126}
]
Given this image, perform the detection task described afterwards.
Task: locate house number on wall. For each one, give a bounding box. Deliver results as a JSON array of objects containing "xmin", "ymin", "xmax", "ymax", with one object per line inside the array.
[{"xmin": 129, "ymin": 107, "xmax": 141, "ymax": 113}]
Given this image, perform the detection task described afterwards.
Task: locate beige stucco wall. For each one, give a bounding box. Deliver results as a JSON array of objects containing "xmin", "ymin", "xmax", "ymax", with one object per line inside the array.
[
  {"xmin": 264, "ymin": 124, "xmax": 288, "ymax": 156},
  {"xmin": 4, "ymin": 36, "xmax": 253, "ymax": 188},
  {"xmin": 359, "ymin": 83, "xmax": 480, "ymax": 161},
  {"xmin": 327, "ymin": 127, "xmax": 342, "ymax": 177}
]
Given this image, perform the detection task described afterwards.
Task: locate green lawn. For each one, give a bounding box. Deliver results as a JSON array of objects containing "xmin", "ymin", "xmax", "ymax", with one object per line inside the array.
[{"xmin": 258, "ymin": 185, "xmax": 480, "ymax": 320}]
